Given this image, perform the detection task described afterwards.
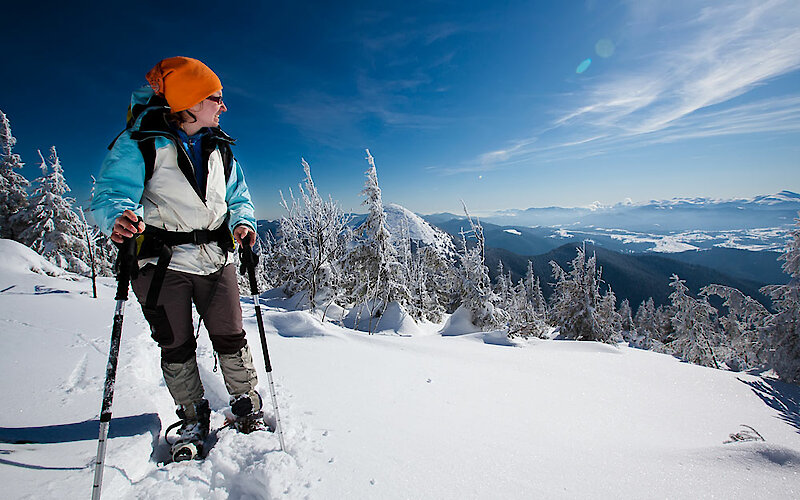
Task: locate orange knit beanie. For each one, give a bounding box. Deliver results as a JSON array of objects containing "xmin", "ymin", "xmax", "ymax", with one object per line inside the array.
[{"xmin": 145, "ymin": 57, "xmax": 222, "ymax": 112}]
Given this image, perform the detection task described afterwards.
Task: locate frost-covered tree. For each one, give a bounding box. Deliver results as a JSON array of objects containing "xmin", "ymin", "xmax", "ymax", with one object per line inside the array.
[
  {"xmin": 85, "ymin": 175, "xmax": 117, "ymax": 278},
  {"xmin": 760, "ymin": 212, "xmax": 800, "ymax": 383},
  {"xmin": 618, "ymin": 298, "xmax": 636, "ymax": 344},
  {"xmin": 634, "ymin": 297, "xmax": 657, "ymax": 348},
  {"xmin": 549, "ymin": 245, "xmax": 619, "ymax": 343},
  {"xmin": 668, "ymin": 275, "xmax": 720, "ymax": 368},
  {"xmin": 416, "ymin": 244, "xmax": 453, "ymax": 322},
  {"xmin": 275, "ymin": 158, "xmax": 349, "ymax": 311},
  {"xmin": 702, "ymin": 284, "xmax": 769, "ymax": 371},
  {"xmin": 650, "ymin": 303, "xmax": 676, "ymax": 353},
  {"xmin": 524, "ymin": 260, "xmax": 548, "ymax": 321},
  {"xmin": 12, "ymin": 147, "xmax": 90, "ymax": 274},
  {"xmin": 494, "ymin": 261, "xmax": 512, "ymax": 309},
  {"xmin": 0, "ymin": 110, "xmax": 29, "ymax": 239},
  {"xmin": 507, "ymin": 277, "xmax": 549, "ymax": 339},
  {"xmin": 456, "ymin": 202, "xmax": 507, "ymax": 330},
  {"xmin": 344, "ymin": 150, "xmax": 410, "ymax": 331}
]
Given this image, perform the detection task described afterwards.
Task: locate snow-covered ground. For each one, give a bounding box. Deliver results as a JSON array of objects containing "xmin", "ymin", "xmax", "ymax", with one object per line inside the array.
[{"xmin": 1, "ymin": 239, "xmax": 800, "ymax": 499}]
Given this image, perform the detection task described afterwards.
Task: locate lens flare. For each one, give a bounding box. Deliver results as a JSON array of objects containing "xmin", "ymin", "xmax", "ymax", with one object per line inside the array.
[
  {"xmin": 595, "ymin": 39, "xmax": 615, "ymax": 58},
  {"xmin": 576, "ymin": 58, "xmax": 592, "ymax": 74}
]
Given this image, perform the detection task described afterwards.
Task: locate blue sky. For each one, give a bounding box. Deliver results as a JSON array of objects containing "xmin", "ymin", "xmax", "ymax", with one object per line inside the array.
[{"xmin": 3, "ymin": 0, "xmax": 799, "ymax": 220}]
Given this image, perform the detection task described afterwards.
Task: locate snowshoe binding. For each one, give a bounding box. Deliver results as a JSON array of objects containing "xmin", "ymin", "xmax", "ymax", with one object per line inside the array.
[
  {"xmin": 229, "ymin": 392, "xmax": 269, "ymax": 434},
  {"xmin": 166, "ymin": 399, "xmax": 211, "ymax": 462}
]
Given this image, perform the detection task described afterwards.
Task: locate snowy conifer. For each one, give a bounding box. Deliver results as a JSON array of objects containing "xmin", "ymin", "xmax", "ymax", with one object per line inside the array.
[
  {"xmin": 619, "ymin": 299, "xmax": 636, "ymax": 344},
  {"xmin": 649, "ymin": 303, "xmax": 675, "ymax": 353},
  {"xmin": 12, "ymin": 147, "xmax": 90, "ymax": 274},
  {"xmin": 759, "ymin": 212, "xmax": 800, "ymax": 382},
  {"xmin": 668, "ymin": 275, "xmax": 720, "ymax": 368},
  {"xmin": 275, "ymin": 158, "xmax": 349, "ymax": 311},
  {"xmin": 0, "ymin": 110, "xmax": 29, "ymax": 239},
  {"xmin": 506, "ymin": 277, "xmax": 549, "ymax": 339},
  {"xmin": 634, "ymin": 297, "xmax": 657, "ymax": 348},
  {"xmin": 702, "ymin": 284, "xmax": 769, "ymax": 371},
  {"xmin": 344, "ymin": 150, "xmax": 410, "ymax": 331},
  {"xmin": 548, "ymin": 245, "xmax": 619, "ymax": 343},
  {"xmin": 524, "ymin": 260, "xmax": 548, "ymax": 320},
  {"xmin": 456, "ymin": 202, "xmax": 507, "ymax": 330},
  {"xmin": 495, "ymin": 261, "xmax": 511, "ymax": 308},
  {"xmin": 418, "ymin": 245, "xmax": 452, "ymax": 321}
]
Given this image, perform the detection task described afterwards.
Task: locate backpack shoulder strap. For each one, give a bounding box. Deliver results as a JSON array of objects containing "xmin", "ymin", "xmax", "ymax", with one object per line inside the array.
[
  {"xmin": 218, "ymin": 141, "xmax": 234, "ymax": 182},
  {"xmin": 137, "ymin": 137, "xmax": 158, "ymax": 184}
]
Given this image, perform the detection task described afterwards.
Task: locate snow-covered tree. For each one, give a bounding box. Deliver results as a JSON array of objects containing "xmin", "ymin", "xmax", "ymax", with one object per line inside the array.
[
  {"xmin": 523, "ymin": 260, "xmax": 548, "ymax": 321},
  {"xmin": 12, "ymin": 147, "xmax": 90, "ymax": 274},
  {"xmin": 85, "ymin": 175, "xmax": 117, "ymax": 278},
  {"xmin": 506, "ymin": 277, "xmax": 549, "ymax": 339},
  {"xmin": 455, "ymin": 202, "xmax": 508, "ymax": 330},
  {"xmin": 382, "ymin": 207, "xmax": 454, "ymax": 323},
  {"xmin": 548, "ymin": 245, "xmax": 619, "ymax": 343},
  {"xmin": 760, "ymin": 211, "xmax": 800, "ymax": 383},
  {"xmin": 702, "ymin": 284, "xmax": 769, "ymax": 371},
  {"xmin": 667, "ymin": 275, "xmax": 720, "ymax": 368},
  {"xmin": 634, "ymin": 297, "xmax": 657, "ymax": 348},
  {"xmin": 275, "ymin": 158, "xmax": 349, "ymax": 311},
  {"xmin": 650, "ymin": 303, "xmax": 676, "ymax": 353},
  {"xmin": 0, "ymin": 110, "xmax": 29, "ymax": 239},
  {"xmin": 494, "ymin": 261, "xmax": 512, "ymax": 308},
  {"xmin": 618, "ymin": 298, "xmax": 636, "ymax": 344},
  {"xmin": 344, "ymin": 150, "xmax": 410, "ymax": 331},
  {"xmin": 416, "ymin": 244, "xmax": 452, "ymax": 322}
]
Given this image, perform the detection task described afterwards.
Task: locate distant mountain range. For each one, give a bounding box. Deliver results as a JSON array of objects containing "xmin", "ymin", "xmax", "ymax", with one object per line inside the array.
[
  {"xmin": 423, "ymin": 191, "xmax": 799, "ymax": 254},
  {"xmin": 427, "ymin": 190, "xmax": 800, "ymax": 233}
]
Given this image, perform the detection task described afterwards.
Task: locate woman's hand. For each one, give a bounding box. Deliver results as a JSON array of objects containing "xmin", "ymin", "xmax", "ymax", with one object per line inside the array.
[
  {"xmin": 233, "ymin": 225, "xmax": 256, "ymax": 247},
  {"xmin": 111, "ymin": 210, "xmax": 145, "ymax": 243}
]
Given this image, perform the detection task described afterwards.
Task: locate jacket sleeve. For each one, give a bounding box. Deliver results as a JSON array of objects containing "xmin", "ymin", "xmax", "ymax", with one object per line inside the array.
[
  {"xmin": 226, "ymin": 157, "xmax": 256, "ymax": 232},
  {"xmin": 90, "ymin": 132, "xmax": 146, "ymax": 235}
]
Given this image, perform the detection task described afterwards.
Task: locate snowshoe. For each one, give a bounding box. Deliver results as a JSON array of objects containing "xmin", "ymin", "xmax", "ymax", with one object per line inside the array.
[
  {"xmin": 230, "ymin": 410, "xmax": 269, "ymax": 434},
  {"xmin": 171, "ymin": 439, "xmax": 203, "ymax": 462},
  {"xmin": 229, "ymin": 392, "xmax": 269, "ymax": 434},
  {"xmin": 166, "ymin": 399, "xmax": 211, "ymax": 462}
]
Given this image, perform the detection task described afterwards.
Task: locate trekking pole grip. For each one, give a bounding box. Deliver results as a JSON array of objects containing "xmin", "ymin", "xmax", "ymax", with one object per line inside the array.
[
  {"xmin": 114, "ymin": 225, "xmax": 139, "ymax": 301},
  {"xmin": 240, "ymin": 243, "xmax": 259, "ymax": 296}
]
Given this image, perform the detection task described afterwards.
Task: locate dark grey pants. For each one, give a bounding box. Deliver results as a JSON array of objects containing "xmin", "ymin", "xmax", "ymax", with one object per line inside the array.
[
  {"xmin": 132, "ymin": 264, "xmax": 258, "ymax": 407},
  {"xmin": 132, "ymin": 264, "xmax": 245, "ymax": 356}
]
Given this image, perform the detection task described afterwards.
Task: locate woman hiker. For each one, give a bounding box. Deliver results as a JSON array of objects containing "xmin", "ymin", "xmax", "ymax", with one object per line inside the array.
[{"xmin": 91, "ymin": 56, "xmax": 262, "ymax": 461}]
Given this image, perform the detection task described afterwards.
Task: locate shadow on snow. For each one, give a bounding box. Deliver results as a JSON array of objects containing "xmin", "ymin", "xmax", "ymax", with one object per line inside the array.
[{"xmin": 741, "ymin": 377, "xmax": 800, "ymax": 433}]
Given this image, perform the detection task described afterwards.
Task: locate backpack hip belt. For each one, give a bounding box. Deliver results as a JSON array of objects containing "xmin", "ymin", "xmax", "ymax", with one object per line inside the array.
[{"xmin": 137, "ymin": 223, "xmax": 235, "ymax": 317}]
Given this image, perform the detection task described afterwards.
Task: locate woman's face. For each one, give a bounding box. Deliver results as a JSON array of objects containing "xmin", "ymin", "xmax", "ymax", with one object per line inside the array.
[{"xmin": 189, "ymin": 92, "xmax": 226, "ymax": 129}]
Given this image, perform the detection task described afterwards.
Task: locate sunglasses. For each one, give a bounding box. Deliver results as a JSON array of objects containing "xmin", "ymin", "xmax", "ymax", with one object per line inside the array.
[{"xmin": 205, "ymin": 95, "xmax": 224, "ymax": 105}]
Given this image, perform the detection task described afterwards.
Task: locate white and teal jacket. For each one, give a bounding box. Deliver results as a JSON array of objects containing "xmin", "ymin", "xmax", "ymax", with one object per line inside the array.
[{"xmin": 91, "ymin": 87, "xmax": 256, "ymax": 275}]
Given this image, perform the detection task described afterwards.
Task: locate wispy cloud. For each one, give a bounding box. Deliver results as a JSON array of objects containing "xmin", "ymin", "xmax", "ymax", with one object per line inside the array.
[{"xmin": 465, "ymin": 0, "xmax": 800, "ymax": 173}]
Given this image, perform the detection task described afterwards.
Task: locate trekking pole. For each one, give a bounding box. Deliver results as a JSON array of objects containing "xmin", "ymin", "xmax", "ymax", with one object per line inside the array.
[
  {"xmin": 241, "ymin": 243, "xmax": 286, "ymax": 452},
  {"xmin": 91, "ymin": 236, "xmax": 137, "ymax": 500}
]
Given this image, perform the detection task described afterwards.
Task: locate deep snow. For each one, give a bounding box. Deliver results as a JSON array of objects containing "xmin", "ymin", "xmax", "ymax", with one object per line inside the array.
[{"xmin": 1, "ymin": 239, "xmax": 800, "ymax": 499}]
